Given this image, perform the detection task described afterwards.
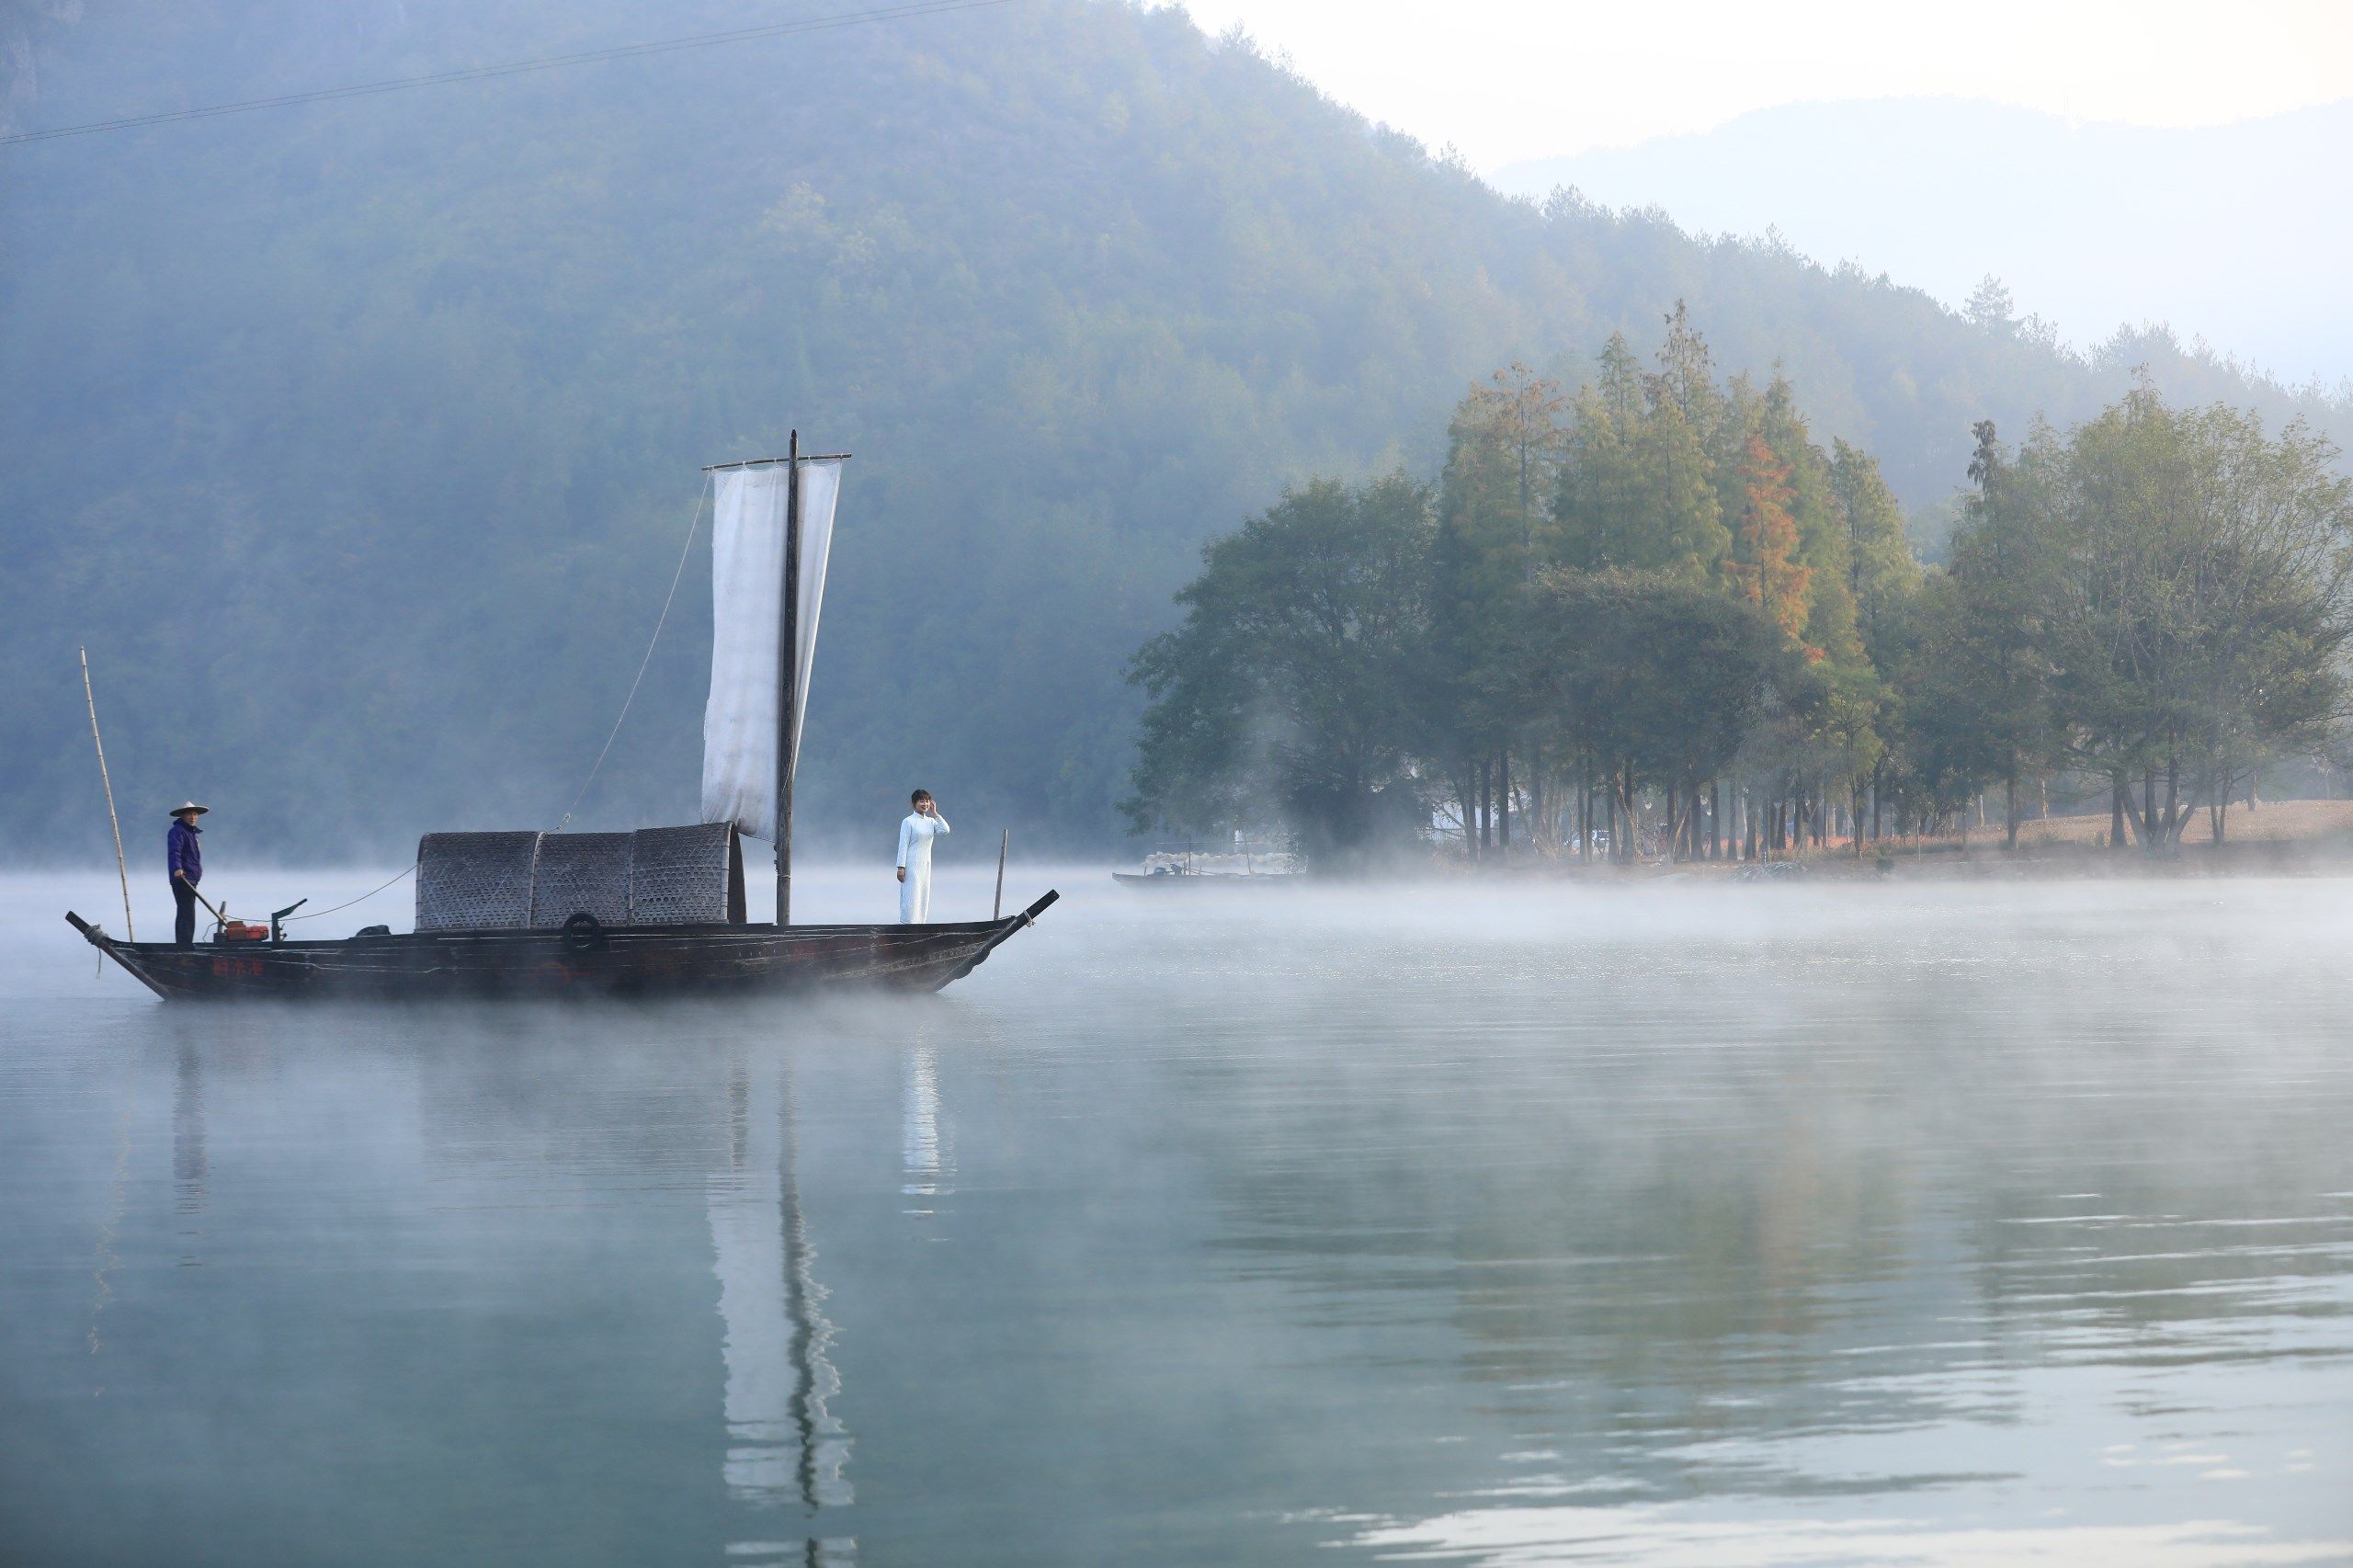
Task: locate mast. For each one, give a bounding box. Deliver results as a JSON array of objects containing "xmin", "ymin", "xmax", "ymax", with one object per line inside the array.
[{"xmin": 777, "ymin": 428, "xmax": 800, "ymax": 926}]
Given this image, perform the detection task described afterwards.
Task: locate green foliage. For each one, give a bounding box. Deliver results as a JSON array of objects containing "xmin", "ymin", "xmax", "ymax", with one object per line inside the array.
[
  {"xmin": 1759, "ymin": 378, "xmax": 1862, "ymax": 669},
  {"xmin": 1556, "ymin": 336, "xmax": 1729, "ymax": 583},
  {"xmin": 1878, "ymin": 392, "xmax": 2353, "ymax": 847},
  {"xmin": 1140, "ymin": 316, "xmax": 1879, "ymax": 859},
  {"xmin": 1124, "ymin": 474, "xmax": 1437, "ymax": 862},
  {"xmin": 1133, "ymin": 342, "xmax": 2353, "ymax": 861},
  {"xmin": 1909, "ymin": 419, "xmax": 2065, "ymax": 838},
  {"xmin": 1530, "ymin": 569, "xmax": 1786, "ymax": 796},
  {"xmin": 2041, "ymin": 390, "xmax": 2353, "ymax": 843},
  {"xmin": 1441, "ymin": 363, "xmax": 1570, "ymax": 587},
  {"xmin": 1831, "ymin": 437, "xmax": 1919, "ymax": 656}
]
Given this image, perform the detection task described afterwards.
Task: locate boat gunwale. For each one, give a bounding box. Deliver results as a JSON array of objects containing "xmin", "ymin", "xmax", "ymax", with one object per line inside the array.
[
  {"xmin": 97, "ymin": 915, "xmax": 1022, "ymax": 956},
  {"xmin": 63, "ymin": 889, "xmax": 1059, "ymax": 1001}
]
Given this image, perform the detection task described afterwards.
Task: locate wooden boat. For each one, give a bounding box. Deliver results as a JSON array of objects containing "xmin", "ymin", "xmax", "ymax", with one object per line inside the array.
[
  {"xmin": 68, "ymin": 433, "xmax": 1057, "ymax": 1001},
  {"xmin": 67, "ymin": 896, "xmax": 1055, "ymax": 1002},
  {"xmin": 1110, "ymin": 870, "xmax": 1298, "ymax": 889},
  {"xmin": 1112, "ymin": 840, "xmax": 1299, "ymax": 890}
]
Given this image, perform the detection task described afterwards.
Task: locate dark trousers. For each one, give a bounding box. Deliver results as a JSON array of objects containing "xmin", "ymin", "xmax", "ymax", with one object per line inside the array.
[{"xmin": 173, "ymin": 880, "xmax": 199, "ymax": 947}]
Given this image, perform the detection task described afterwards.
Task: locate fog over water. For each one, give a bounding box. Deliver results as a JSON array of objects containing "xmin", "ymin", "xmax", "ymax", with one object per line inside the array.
[{"xmin": 3, "ymin": 868, "xmax": 2349, "ymax": 1564}]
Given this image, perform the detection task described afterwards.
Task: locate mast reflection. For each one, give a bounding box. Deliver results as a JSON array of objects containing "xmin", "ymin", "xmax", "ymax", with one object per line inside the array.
[{"xmin": 710, "ymin": 1052, "xmax": 853, "ymax": 1565}]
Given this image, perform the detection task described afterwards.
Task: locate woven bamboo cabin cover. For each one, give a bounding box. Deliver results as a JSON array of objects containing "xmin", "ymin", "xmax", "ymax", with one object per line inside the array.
[{"xmin": 415, "ymin": 824, "xmax": 746, "ymax": 931}]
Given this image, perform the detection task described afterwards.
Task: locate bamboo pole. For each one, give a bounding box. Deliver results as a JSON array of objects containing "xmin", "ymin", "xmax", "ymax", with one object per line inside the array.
[
  {"xmin": 703, "ymin": 451, "xmax": 849, "ymax": 472},
  {"xmin": 78, "ymin": 648, "xmax": 134, "ymax": 940},
  {"xmin": 994, "ymin": 829, "xmax": 1008, "ymax": 920}
]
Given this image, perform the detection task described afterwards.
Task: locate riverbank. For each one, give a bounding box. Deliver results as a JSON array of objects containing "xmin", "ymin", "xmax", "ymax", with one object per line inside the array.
[{"xmin": 1454, "ymin": 799, "xmax": 2353, "ymax": 881}]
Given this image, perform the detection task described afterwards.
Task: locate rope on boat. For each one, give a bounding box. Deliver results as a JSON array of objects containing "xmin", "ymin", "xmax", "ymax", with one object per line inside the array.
[
  {"xmin": 277, "ymin": 476, "xmax": 707, "ymax": 930},
  {"xmin": 281, "ymin": 863, "xmax": 417, "ymax": 923},
  {"xmin": 555, "ymin": 475, "xmax": 709, "ymax": 835}
]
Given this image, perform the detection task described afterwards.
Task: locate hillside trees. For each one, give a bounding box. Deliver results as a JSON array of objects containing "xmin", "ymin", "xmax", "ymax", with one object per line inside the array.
[
  {"xmin": 1727, "ymin": 434, "xmax": 1812, "ymax": 644},
  {"xmin": 1821, "ymin": 390, "xmax": 2353, "ymax": 856},
  {"xmin": 1529, "ymin": 571, "xmax": 1786, "ymax": 863},
  {"xmin": 1560, "ymin": 320, "xmax": 1887, "ymax": 858},
  {"xmin": 1556, "ymin": 334, "xmax": 1729, "ymax": 582},
  {"xmin": 1126, "ymin": 301, "xmax": 2353, "ymax": 869},
  {"xmin": 2044, "ymin": 391, "xmax": 2353, "ymax": 848},
  {"xmin": 1833, "ymin": 438, "xmax": 1920, "ymax": 649},
  {"xmin": 1434, "ymin": 363, "xmax": 1570, "ymax": 855},
  {"xmin": 1136, "ymin": 308, "xmax": 1906, "ymax": 863},
  {"xmin": 1930, "ymin": 420, "xmax": 2064, "ymax": 847},
  {"xmin": 1124, "ymin": 474, "xmax": 1438, "ymax": 863}
]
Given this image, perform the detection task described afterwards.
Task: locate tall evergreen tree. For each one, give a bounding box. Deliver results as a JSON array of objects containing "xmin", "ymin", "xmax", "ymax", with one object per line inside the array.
[
  {"xmin": 1556, "ymin": 331, "xmax": 1728, "ymax": 584},
  {"xmin": 1832, "ymin": 438, "xmax": 1920, "ymax": 654},
  {"xmin": 1436, "ymin": 362, "xmax": 1570, "ymax": 850}
]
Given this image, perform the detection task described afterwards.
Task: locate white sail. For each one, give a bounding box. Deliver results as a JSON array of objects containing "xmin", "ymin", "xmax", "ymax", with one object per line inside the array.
[{"xmin": 701, "ymin": 458, "xmax": 844, "ymax": 841}]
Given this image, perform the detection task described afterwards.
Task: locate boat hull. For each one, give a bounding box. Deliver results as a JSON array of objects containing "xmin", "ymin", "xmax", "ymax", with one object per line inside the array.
[
  {"xmin": 65, "ymin": 892, "xmax": 1058, "ymax": 1003},
  {"xmin": 1109, "ymin": 872, "xmax": 1298, "ymax": 889}
]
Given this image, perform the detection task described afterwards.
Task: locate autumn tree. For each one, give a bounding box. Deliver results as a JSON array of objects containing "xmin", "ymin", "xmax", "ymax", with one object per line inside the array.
[{"xmin": 1727, "ymin": 433, "xmax": 1813, "ymax": 646}]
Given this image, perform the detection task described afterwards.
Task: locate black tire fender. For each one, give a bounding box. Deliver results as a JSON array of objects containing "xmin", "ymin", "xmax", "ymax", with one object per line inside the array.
[{"xmin": 561, "ymin": 911, "xmax": 606, "ymax": 953}]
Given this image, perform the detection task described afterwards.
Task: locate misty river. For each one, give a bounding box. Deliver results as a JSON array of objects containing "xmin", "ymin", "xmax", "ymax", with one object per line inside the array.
[{"xmin": 3, "ymin": 868, "xmax": 2349, "ymax": 1565}]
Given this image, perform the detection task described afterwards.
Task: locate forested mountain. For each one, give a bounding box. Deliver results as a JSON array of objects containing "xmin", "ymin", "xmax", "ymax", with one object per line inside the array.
[{"xmin": 4, "ymin": 0, "xmax": 2344, "ymax": 860}]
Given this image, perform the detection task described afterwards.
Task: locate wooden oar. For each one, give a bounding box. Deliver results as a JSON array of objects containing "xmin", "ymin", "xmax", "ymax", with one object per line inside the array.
[{"xmin": 182, "ymin": 881, "xmax": 231, "ymax": 932}]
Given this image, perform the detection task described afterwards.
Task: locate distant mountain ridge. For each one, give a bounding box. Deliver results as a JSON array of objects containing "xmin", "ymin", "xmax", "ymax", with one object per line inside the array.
[
  {"xmin": 1495, "ymin": 97, "xmax": 2353, "ymax": 390},
  {"xmin": 3, "ymin": 1, "xmax": 2346, "ymax": 858}
]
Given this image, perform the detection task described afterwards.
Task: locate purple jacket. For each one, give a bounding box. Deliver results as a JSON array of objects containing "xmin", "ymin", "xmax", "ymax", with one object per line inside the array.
[{"xmin": 167, "ymin": 820, "xmax": 202, "ymax": 885}]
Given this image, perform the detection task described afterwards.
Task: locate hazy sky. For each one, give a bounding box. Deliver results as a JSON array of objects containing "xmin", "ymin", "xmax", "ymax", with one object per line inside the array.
[{"xmin": 1165, "ymin": 0, "xmax": 2353, "ymax": 168}]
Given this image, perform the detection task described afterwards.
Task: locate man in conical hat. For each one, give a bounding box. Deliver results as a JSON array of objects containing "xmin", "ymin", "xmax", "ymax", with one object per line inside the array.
[{"xmin": 167, "ymin": 801, "xmax": 208, "ymax": 947}]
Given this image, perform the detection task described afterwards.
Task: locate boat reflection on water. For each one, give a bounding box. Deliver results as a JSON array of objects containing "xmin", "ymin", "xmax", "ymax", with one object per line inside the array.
[
  {"xmin": 171, "ymin": 1039, "xmax": 208, "ymax": 1261},
  {"xmin": 900, "ymin": 1043, "xmax": 952, "ymax": 1212},
  {"xmin": 709, "ymin": 1052, "xmax": 854, "ymax": 1567}
]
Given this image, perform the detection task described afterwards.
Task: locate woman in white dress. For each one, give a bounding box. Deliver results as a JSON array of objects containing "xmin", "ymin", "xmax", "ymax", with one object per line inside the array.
[{"xmin": 894, "ymin": 790, "xmax": 950, "ymax": 923}]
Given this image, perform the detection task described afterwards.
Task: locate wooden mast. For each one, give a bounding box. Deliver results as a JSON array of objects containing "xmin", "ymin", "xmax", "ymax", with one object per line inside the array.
[{"xmin": 777, "ymin": 428, "xmax": 800, "ymax": 926}]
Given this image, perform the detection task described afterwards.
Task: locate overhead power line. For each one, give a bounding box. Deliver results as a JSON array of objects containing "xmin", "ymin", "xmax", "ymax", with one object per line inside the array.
[{"xmin": 0, "ymin": 0, "xmax": 1020, "ymax": 148}]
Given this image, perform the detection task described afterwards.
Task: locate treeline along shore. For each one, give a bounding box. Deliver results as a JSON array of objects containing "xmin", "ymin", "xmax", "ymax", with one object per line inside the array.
[{"xmin": 1125, "ymin": 307, "xmax": 2353, "ymax": 870}]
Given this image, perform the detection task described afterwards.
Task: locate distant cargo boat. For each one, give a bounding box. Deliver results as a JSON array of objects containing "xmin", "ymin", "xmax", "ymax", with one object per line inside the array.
[
  {"xmin": 70, "ymin": 434, "xmax": 1057, "ymax": 1001},
  {"xmin": 1106, "ymin": 837, "xmax": 1299, "ymax": 885},
  {"xmin": 1112, "ymin": 841, "xmax": 1299, "ymax": 889},
  {"xmin": 1110, "ymin": 869, "xmax": 1298, "ymax": 889}
]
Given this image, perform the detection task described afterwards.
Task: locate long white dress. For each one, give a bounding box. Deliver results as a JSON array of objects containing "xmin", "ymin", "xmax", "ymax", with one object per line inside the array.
[{"xmin": 895, "ymin": 811, "xmax": 949, "ymax": 923}]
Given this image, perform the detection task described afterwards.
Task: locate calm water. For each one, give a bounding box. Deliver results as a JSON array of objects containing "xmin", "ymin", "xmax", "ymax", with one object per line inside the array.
[{"xmin": 4, "ymin": 867, "xmax": 2350, "ymax": 1566}]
